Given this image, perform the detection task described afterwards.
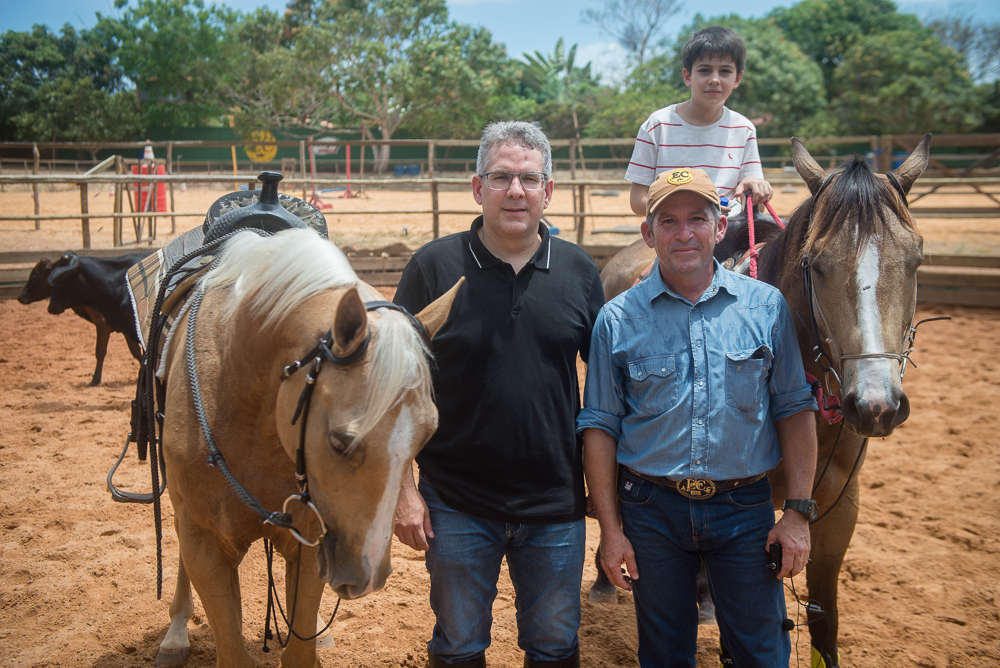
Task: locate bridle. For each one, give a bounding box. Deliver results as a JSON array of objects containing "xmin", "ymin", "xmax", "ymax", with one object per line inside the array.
[
  {"xmin": 186, "ymin": 286, "xmax": 429, "ymax": 548},
  {"xmin": 792, "ymin": 171, "xmax": 949, "ymax": 524}
]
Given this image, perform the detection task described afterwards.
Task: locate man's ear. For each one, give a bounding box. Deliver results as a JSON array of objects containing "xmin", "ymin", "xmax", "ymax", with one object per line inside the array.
[
  {"xmin": 641, "ymin": 219, "xmax": 655, "ymax": 249},
  {"xmin": 472, "ymin": 174, "xmax": 484, "ymax": 205},
  {"xmin": 716, "ymin": 214, "xmax": 728, "ymax": 244}
]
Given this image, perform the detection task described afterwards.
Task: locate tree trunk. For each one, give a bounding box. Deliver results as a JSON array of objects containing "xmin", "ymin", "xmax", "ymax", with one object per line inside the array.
[{"xmin": 366, "ymin": 126, "xmax": 393, "ymax": 174}]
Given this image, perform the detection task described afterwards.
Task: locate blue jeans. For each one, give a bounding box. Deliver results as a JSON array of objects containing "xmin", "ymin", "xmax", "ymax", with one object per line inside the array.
[
  {"xmin": 420, "ymin": 480, "xmax": 585, "ymax": 664},
  {"xmin": 618, "ymin": 468, "xmax": 789, "ymax": 668}
]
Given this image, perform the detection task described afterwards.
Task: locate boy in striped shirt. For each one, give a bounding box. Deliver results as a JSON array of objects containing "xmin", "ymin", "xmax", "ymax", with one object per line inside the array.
[{"xmin": 626, "ymin": 26, "xmax": 773, "ymax": 220}]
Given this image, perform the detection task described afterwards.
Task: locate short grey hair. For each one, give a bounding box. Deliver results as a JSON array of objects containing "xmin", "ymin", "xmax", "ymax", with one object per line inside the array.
[{"xmin": 477, "ymin": 121, "xmax": 552, "ymax": 176}]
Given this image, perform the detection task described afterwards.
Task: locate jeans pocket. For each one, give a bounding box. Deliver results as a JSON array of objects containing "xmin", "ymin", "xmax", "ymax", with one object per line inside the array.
[
  {"xmin": 626, "ymin": 355, "xmax": 678, "ymax": 414},
  {"xmin": 618, "ymin": 469, "xmax": 657, "ymax": 507},
  {"xmin": 725, "ymin": 347, "xmax": 771, "ymax": 412},
  {"xmin": 725, "ymin": 478, "xmax": 774, "ymax": 509}
]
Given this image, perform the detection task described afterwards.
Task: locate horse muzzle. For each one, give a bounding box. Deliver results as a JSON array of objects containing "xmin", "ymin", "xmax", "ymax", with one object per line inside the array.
[
  {"xmin": 840, "ymin": 387, "xmax": 910, "ymax": 437},
  {"xmin": 316, "ymin": 534, "xmax": 391, "ymax": 600}
]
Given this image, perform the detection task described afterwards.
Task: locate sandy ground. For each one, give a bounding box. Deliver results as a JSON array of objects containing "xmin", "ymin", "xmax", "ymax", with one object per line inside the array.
[
  {"xmin": 1, "ymin": 294, "xmax": 999, "ymax": 667},
  {"xmin": 2, "ymin": 180, "xmax": 1000, "ymax": 255},
  {"xmin": 1, "ymin": 178, "xmax": 999, "ymax": 667}
]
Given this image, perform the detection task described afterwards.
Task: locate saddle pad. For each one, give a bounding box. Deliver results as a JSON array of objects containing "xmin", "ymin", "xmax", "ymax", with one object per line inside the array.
[{"xmin": 126, "ymin": 226, "xmax": 206, "ymax": 348}]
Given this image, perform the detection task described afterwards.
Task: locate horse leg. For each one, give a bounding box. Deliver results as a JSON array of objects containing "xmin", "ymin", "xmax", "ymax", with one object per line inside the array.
[
  {"xmin": 280, "ymin": 544, "xmax": 325, "ymax": 668},
  {"xmin": 588, "ymin": 546, "xmax": 617, "ymax": 604},
  {"xmin": 175, "ymin": 514, "xmax": 254, "ymax": 668},
  {"xmin": 696, "ymin": 562, "xmax": 716, "ymax": 623},
  {"xmin": 806, "ymin": 477, "xmax": 860, "ymax": 668},
  {"xmin": 125, "ymin": 332, "xmax": 144, "ymax": 363},
  {"xmin": 157, "ymin": 556, "xmax": 194, "ymax": 668}
]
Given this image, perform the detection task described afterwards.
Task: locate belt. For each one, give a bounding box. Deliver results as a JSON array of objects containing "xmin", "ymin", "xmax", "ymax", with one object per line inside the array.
[{"xmin": 623, "ymin": 467, "xmax": 767, "ymax": 500}]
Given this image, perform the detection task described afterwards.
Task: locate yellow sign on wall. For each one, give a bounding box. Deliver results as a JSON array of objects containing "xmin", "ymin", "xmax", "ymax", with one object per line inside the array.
[{"xmin": 245, "ymin": 130, "xmax": 277, "ymax": 163}]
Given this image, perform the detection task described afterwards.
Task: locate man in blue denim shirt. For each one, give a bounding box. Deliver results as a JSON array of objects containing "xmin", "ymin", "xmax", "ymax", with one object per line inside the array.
[{"xmin": 578, "ymin": 168, "xmax": 818, "ymax": 667}]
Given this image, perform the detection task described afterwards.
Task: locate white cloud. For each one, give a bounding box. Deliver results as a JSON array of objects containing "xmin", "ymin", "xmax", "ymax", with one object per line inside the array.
[{"xmin": 575, "ymin": 41, "xmax": 630, "ymax": 89}]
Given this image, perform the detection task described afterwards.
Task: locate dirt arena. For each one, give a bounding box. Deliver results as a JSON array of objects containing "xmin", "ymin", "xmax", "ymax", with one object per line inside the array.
[{"xmin": 1, "ymin": 181, "xmax": 999, "ymax": 667}]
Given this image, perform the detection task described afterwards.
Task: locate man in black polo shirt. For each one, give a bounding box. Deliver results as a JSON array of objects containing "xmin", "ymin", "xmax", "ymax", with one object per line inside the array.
[{"xmin": 393, "ymin": 121, "xmax": 605, "ymax": 668}]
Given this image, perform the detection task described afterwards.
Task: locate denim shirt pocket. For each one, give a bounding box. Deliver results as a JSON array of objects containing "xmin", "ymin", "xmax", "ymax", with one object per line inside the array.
[
  {"xmin": 627, "ymin": 355, "xmax": 678, "ymax": 415},
  {"xmin": 725, "ymin": 346, "xmax": 772, "ymax": 412}
]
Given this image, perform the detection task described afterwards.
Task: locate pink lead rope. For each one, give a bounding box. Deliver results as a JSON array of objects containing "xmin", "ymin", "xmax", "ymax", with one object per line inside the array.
[{"xmin": 744, "ymin": 193, "xmax": 785, "ymax": 280}]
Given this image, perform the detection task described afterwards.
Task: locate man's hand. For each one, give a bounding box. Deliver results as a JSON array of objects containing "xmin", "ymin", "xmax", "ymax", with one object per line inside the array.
[
  {"xmin": 599, "ymin": 528, "xmax": 639, "ymax": 591},
  {"xmin": 766, "ymin": 510, "xmax": 811, "ymax": 578},
  {"xmin": 394, "ymin": 468, "xmax": 433, "ymax": 551},
  {"xmin": 733, "ymin": 176, "xmax": 774, "ymax": 206}
]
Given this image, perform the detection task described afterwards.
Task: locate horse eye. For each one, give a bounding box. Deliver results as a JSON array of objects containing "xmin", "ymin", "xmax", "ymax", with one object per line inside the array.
[{"xmin": 329, "ymin": 433, "xmax": 350, "ymax": 454}]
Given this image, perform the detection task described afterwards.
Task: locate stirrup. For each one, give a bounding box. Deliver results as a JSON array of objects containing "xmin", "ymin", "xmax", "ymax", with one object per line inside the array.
[{"xmin": 811, "ymin": 645, "xmax": 840, "ymax": 668}]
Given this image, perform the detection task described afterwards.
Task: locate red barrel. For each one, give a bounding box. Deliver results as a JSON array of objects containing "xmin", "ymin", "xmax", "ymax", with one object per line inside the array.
[{"xmin": 132, "ymin": 164, "xmax": 167, "ymax": 212}]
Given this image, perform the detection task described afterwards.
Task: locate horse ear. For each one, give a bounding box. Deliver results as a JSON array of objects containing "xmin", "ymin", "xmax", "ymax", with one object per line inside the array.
[
  {"xmin": 332, "ymin": 286, "xmax": 368, "ymax": 357},
  {"xmin": 415, "ymin": 277, "xmax": 465, "ymax": 341},
  {"xmin": 791, "ymin": 137, "xmax": 826, "ymax": 195},
  {"xmin": 890, "ymin": 134, "xmax": 931, "ymax": 196}
]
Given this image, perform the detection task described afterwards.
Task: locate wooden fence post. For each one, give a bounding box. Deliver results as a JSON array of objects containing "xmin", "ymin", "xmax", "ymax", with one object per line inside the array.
[
  {"xmin": 113, "ymin": 156, "xmax": 123, "ymax": 247},
  {"xmin": 879, "ymin": 135, "xmax": 894, "ymax": 173},
  {"xmin": 576, "ymin": 182, "xmax": 587, "ymax": 246},
  {"xmin": 570, "ymin": 139, "xmax": 578, "ymax": 231},
  {"xmin": 167, "ymin": 141, "xmax": 176, "ymax": 234},
  {"xmin": 428, "ymin": 141, "xmax": 439, "ymax": 239},
  {"xmin": 80, "ymin": 182, "xmax": 91, "ymax": 248},
  {"xmin": 299, "ymin": 141, "xmax": 307, "ymax": 200},
  {"xmin": 32, "ymin": 143, "xmax": 40, "ymax": 230}
]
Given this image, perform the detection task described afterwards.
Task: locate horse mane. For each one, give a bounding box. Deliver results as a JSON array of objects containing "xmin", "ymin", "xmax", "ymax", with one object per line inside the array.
[
  {"xmin": 759, "ymin": 155, "xmax": 917, "ymax": 283},
  {"xmin": 201, "ymin": 228, "xmax": 431, "ymax": 446}
]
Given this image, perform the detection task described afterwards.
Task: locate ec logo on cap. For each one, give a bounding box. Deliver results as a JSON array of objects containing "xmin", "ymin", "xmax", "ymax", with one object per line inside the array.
[{"xmin": 667, "ymin": 169, "xmax": 692, "ymax": 185}]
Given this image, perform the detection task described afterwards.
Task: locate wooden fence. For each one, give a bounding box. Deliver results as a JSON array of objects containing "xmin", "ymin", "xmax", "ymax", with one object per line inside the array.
[{"xmin": 2, "ymin": 245, "xmax": 997, "ymax": 308}]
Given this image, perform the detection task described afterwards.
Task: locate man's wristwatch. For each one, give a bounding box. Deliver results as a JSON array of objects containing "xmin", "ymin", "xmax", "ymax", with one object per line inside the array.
[{"xmin": 782, "ymin": 499, "xmax": 818, "ymax": 521}]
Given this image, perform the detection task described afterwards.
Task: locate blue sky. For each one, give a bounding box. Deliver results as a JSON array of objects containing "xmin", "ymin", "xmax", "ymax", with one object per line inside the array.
[{"xmin": 3, "ymin": 0, "xmax": 998, "ymax": 84}]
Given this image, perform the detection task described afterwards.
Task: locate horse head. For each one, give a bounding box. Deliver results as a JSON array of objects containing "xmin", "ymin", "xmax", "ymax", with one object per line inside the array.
[
  {"xmin": 789, "ymin": 135, "xmax": 930, "ymax": 437},
  {"xmin": 272, "ymin": 269, "xmax": 463, "ymax": 600}
]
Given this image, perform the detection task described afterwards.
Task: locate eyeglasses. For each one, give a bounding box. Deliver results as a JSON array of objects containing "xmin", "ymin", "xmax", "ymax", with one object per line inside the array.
[{"xmin": 479, "ymin": 171, "xmax": 547, "ymax": 191}]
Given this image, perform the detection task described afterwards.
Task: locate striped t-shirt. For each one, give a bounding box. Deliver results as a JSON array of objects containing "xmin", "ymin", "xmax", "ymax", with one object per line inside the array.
[{"xmin": 625, "ymin": 104, "xmax": 763, "ymax": 198}]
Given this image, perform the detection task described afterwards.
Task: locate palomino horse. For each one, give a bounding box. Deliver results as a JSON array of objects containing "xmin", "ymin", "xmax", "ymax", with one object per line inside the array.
[
  {"xmin": 593, "ymin": 136, "xmax": 930, "ymax": 667},
  {"xmin": 155, "ymin": 228, "xmax": 461, "ymax": 668}
]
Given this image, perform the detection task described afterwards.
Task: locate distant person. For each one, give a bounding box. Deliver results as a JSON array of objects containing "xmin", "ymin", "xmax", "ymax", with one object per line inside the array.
[
  {"xmin": 393, "ymin": 121, "xmax": 605, "ymax": 668},
  {"xmin": 626, "ymin": 26, "xmax": 774, "ymax": 228}
]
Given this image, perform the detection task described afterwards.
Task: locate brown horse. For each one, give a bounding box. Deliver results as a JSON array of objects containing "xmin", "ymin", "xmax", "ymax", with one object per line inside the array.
[
  {"xmin": 154, "ymin": 228, "xmax": 461, "ymax": 668},
  {"xmin": 594, "ymin": 137, "xmax": 931, "ymax": 667}
]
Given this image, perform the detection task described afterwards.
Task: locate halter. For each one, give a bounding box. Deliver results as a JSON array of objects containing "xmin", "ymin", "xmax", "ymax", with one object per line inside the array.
[
  {"xmin": 186, "ymin": 291, "xmax": 429, "ymax": 548},
  {"xmin": 796, "ymin": 171, "xmax": 948, "ymax": 423}
]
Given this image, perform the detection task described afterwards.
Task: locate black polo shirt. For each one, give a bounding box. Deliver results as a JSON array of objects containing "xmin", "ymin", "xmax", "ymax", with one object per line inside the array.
[{"xmin": 394, "ymin": 217, "xmax": 605, "ymax": 523}]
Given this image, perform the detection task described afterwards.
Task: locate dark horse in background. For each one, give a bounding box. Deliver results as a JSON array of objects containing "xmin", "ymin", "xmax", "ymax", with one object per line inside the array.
[{"xmin": 592, "ymin": 136, "xmax": 931, "ymax": 668}]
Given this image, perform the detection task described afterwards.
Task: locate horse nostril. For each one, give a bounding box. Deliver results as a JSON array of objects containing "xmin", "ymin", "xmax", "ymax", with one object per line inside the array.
[{"xmin": 891, "ymin": 393, "xmax": 910, "ymax": 428}]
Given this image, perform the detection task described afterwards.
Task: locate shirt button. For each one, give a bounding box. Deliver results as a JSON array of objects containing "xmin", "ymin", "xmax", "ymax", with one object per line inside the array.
[
  {"xmin": 696, "ymin": 342, "xmax": 701, "ymax": 347},
  {"xmin": 699, "ymin": 380, "xmax": 705, "ymax": 386},
  {"xmin": 661, "ymin": 367, "xmax": 666, "ymax": 373},
  {"xmin": 737, "ymin": 365, "xmax": 742, "ymax": 371},
  {"xmin": 698, "ymin": 419, "xmax": 703, "ymax": 425},
  {"xmin": 696, "ymin": 460, "xmax": 701, "ymax": 465}
]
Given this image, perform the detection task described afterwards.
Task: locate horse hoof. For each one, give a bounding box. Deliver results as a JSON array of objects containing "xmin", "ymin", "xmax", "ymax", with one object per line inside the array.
[
  {"xmin": 588, "ymin": 587, "xmax": 617, "ymax": 604},
  {"xmin": 155, "ymin": 647, "xmax": 190, "ymax": 668}
]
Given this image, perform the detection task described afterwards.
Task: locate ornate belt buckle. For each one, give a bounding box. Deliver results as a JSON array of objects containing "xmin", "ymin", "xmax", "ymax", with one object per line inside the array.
[{"xmin": 677, "ymin": 478, "xmax": 716, "ymax": 500}]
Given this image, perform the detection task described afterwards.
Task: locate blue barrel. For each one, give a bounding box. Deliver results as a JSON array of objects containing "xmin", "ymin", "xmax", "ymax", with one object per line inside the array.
[
  {"xmin": 393, "ymin": 165, "xmax": 406, "ymax": 176},
  {"xmin": 406, "ymin": 163, "xmax": 421, "ymax": 175}
]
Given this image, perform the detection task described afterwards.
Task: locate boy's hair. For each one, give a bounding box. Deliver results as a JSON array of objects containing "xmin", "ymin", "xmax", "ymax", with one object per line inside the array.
[
  {"xmin": 682, "ymin": 26, "xmax": 746, "ymax": 74},
  {"xmin": 477, "ymin": 121, "xmax": 552, "ymax": 176}
]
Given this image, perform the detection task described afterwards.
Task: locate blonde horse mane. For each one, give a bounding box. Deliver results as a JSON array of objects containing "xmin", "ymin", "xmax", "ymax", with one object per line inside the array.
[{"xmin": 200, "ymin": 228, "xmax": 431, "ymax": 445}]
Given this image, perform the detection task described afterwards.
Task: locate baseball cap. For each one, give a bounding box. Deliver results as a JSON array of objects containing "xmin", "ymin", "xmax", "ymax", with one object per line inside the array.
[{"xmin": 646, "ymin": 168, "xmax": 721, "ymax": 216}]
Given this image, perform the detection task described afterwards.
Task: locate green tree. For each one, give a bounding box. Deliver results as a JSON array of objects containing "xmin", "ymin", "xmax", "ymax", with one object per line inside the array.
[
  {"xmin": 769, "ymin": 0, "xmax": 926, "ymax": 96},
  {"xmin": 830, "ymin": 30, "xmax": 980, "ymax": 134},
  {"xmin": 107, "ymin": 0, "xmax": 240, "ymax": 128},
  {"xmin": 583, "ymin": 61, "xmax": 683, "ymax": 138},
  {"xmin": 661, "ymin": 14, "xmax": 828, "ymax": 137},
  {"xmin": 0, "ymin": 24, "xmax": 140, "ymax": 144},
  {"xmin": 518, "ymin": 38, "xmax": 602, "ymax": 139},
  {"xmin": 285, "ymin": 0, "xmax": 515, "ymax": 171}
]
